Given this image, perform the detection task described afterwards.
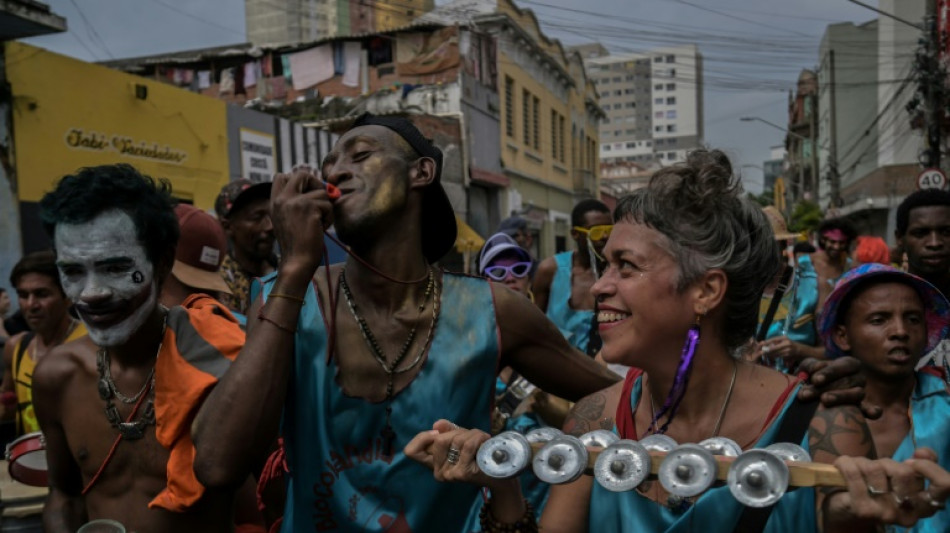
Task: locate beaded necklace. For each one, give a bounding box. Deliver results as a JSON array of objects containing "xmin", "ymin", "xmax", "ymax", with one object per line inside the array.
[
  {"xmin": 339, "ymin": 267, "xmax": 441, "ymax": 455},
  {"xmin": 96, "ymin": 309, "xmax": 167, "ymax": 440}
]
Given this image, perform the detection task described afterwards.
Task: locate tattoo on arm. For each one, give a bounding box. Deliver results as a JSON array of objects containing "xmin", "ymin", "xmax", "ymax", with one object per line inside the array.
[
  {"xmin": 808, "ymin": 406, "xmax": 876, "ymax": 461},
  {"xmin": 563, "ymin": 392, "xmax": 608, "ymax": 437}
]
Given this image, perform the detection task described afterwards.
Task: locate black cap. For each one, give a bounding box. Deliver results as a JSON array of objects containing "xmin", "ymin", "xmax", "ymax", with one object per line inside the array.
[
  {"xmin": 215, "ymin": 179, "xmax": 272, "ymax": 220},
  {"xmin": 351, "ymin": 113, "xmax": 457, "ymax": 263}
]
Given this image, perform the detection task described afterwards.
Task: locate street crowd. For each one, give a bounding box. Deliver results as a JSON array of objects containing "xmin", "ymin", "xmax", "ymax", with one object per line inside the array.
[{"xmin": 1, "ymin": 114, "xmax": 950, "ymax": 532}]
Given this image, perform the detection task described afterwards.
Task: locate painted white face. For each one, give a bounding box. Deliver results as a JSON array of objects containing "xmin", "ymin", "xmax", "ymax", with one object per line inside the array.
[{"xmin": 54, "ymin": 209, "xmax": 157, "ymax": 347}]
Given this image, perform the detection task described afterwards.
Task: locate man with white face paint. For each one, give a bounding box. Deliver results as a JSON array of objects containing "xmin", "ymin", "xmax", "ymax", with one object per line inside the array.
[{"xmin": 33, "ymin": 164, "xmax": 261, "ymax": 532}]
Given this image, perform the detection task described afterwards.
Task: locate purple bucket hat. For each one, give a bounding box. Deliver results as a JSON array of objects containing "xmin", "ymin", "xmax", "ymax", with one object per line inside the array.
[{"xmin": 818, "ymin": 263, "xmax": 950, "ymax": 359}]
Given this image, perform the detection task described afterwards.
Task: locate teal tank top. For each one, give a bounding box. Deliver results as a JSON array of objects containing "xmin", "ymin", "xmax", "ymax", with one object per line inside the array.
[
  {"xmin": 257, "ymin": 271, "xmax": 499, "ymax": 532},
  {"xmin": 759, "ymin": 255, "xmax": 819, "ymax": 373},
  {"xmin": 546, "ymin": 251, "xmax": 594, "ymax": 353},
  {"xmin": 589, "ymin": 375, "xmax": 816, "ymax": 532},
  {"xmin": 891, "ymin": 371, "xmax": 950, "ymax": 533}
]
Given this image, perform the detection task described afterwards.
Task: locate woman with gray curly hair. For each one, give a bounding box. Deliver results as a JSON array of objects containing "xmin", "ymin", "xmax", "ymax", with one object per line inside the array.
[{"xmin": 406, "ymin": 150, "xmax": 950, "ymax": 532}]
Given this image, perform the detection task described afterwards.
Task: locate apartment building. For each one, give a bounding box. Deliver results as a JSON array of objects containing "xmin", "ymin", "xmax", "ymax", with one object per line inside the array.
[{"xmin": 575, "ymin": 43, "xmax": 703, "ymax": 166}]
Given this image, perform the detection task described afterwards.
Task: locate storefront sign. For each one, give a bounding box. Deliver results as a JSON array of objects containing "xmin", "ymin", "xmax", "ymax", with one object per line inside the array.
[
  {"xmin": 64, "ymin": 128, "xmax": 188, "ymax": 164},
  {"xmin": 240, "ymin": 128, "xmax": 276, "ymax": 183}
]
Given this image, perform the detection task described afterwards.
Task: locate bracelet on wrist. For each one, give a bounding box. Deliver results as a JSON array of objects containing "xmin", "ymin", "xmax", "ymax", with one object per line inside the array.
[{"xmin": 479, "ymin": 498, "xmax": 538, "ymax": 533}]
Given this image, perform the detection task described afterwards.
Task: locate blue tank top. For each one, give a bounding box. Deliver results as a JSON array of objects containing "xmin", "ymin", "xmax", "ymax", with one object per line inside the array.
[
  {"xmin": 258, "ymin": 271, "xmax": 499, "ymax": 533},
  {"xmin": 589, "ymin": 375, "xmax": 816, "ymax": 532},
  {"xmin": 546, "ymin": 252, "xmax": 594, "ymax": 353},
  {"xmin": 892, "ymin": 371, "xmax": 950, "ymax": 533}
]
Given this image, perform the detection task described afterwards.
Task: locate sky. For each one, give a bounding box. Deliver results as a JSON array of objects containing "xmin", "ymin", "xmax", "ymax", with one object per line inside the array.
[{"xmin": 23, "ymin": 0, "xmax": 884, "ymax": 194}]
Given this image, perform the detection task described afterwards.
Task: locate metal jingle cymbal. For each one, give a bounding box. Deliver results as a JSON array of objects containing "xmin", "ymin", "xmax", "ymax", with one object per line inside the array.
[
  {"xmin": 579, "ymin": 429, "xmax": 620, "ymax": 449},
  {"xmin": 525, "ymin": 427, "xmax": 563, "ymax": 444},
  {"xmin": 532, "ymin": 435, "xmax": 589, "ymax": 485},
  {"xmin": 476, "ymin": 431, "xmax": 531, "ymax": 479},
  {"xmin": 698, "ymin": 436, "xmax": 743, "ymax": 457},
  {"xmin": 727, "ymin": 449, "xmax": 790, "ymax": 508},
  {"xmin": 640, "ymin": 434, "xmax": 678, "ymax": 452},
  {"xmin": 763, "ymin": 442, "xmax": 811, "ymax": 463},
  {"xmin": 593, "ymin": 439, "xmax": 652, "ymax": 492},
  {"xmin": 658, "ymin": 443, "xmax": 717, "ymax": 497}
]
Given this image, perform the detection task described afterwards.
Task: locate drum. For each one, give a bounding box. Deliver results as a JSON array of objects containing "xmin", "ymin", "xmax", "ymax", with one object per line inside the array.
[
  {"xmin": 4, "ymin": 434, "xmax": 46, "ymax": 487},
  {"xmin": 0, "ymin": 460, "xmax": 47, "ymax": 533}
]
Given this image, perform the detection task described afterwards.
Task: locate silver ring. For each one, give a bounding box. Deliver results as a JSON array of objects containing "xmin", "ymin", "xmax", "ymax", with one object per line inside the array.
[
  {"xmin": 761, "ymin": 345, "xmax": 770, "ymax": 354},
  {"xmin": 891, "ymin": 492, "xmax": 912, "ymax": 508},
  {"xmin": 867, "ymin": 484, "xmax": 887, "ymax": 496},
  {"xmin": 924, "ymin": 490, "xmax": 947, "ymax": 510},
  {"xmin": 446, "ymin": 447, "xmax": 461, "ymax": 465}
]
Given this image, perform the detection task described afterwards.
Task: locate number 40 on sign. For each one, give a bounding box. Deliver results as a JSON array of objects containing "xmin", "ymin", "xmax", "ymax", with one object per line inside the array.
[{"xmin": 917, "ymin": 168, "xmax": 948, "ymax": 191}]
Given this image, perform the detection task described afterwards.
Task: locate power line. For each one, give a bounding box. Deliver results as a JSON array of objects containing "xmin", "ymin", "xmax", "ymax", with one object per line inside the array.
[
  {"xmin": 67, "ymin": 0, "xmax": 114, "ymax": 59},
  {"xmin": 146, "ymin": 0, "xmax": 247, "ymax": 38}
]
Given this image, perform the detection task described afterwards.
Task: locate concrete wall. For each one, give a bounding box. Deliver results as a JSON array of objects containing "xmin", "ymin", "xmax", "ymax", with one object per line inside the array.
[{"xmin": 878, "ymin": 0, "xmax": 925, "ymax": 168}]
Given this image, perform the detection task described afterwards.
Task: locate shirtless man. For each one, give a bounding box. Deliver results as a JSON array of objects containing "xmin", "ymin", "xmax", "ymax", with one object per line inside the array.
[
  {"xmin": 33, "ymin": 164, "xmax": 252, "ymax": 532},
  {"xmin": 533, "ymin": 199, "xmax": 612, "ymax": 354},
  {"xmin": 810, "ymin": 217, "xmax": 857, "ymax": 309},
  {"xmin": 1, "ymin": 252, "xmax": 85, "ymax": 438}
]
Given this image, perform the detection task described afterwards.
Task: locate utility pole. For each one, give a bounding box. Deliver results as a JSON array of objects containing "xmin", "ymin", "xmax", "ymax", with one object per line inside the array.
[
  {"xmin": 829, "ymin": 49, "xmax": 840, "ymax": 208},
  {"xmin": 924, "ymin": 0, "xmax": 942, "ymax": 169},
  {"xmin": 810, "ymin": 92, "xmax": 819, "ymax": 201}
]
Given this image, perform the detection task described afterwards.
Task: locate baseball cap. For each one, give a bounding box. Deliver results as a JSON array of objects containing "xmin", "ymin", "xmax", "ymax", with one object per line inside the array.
[
  {"xmin": 478, "ymin": 233, "xmax": 532, "ymax": 274},
  {"xmin": 350, "ymin": 113, "xmax": 456, "ymax": 264},
  {"xmin": 172, "ymin": 204, "xmax": 232, "ymax": 294},
  {"xmin": 818, "ymin": 263, "xmax": 950, "ymax": 359},
  {"xmin": 215, "ymin": 179, "xmax": 272, "ymax": 220}
]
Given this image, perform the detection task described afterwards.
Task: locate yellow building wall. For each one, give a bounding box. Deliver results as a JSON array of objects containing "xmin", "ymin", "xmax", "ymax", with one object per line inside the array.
[
  {"xmin": 498, "ymin": 50, "xmax": 574, "ymax": 192},
  {"xmin": 374, "ymin": 0, "xmax": 434, "ymax": 31},
  {"xmin": 7, "ymin": 42, "xmax": 229, "ymax": 209}
]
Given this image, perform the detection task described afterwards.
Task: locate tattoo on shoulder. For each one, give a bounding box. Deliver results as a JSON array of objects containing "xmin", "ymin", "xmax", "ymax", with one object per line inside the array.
[
  {"xmin": 564, "ymin": 393, "xmax": 608, "ymax": 437},
  {"xmin": 808, "ymin": 406, "xmax": 876, "ymax": 460}
]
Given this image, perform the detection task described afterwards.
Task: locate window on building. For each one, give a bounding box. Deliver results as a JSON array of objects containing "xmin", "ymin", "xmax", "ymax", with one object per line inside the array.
[
  {"xmin": 655, "ymin": 111, "xmax": 663, "ymax": 118},
  {"xmin": 614, "ymin": 90, "xmax": 622, "ymax": 96},
  {"xmin": 666, "ymin": 110, "xmax": 677, "ymax": 119},
  {"xmin": 654, "ymin": 98, "xmax": 663, "ymax": 104},
  {"xmin": 613, "ymin": 103, "xmax": 622, "ymax": 109},
  {"xmin": 624, "ymin": 89, "xmax": 635, "ymax": 95},
  {"xmin": 505, "ymin": 76, "xmax": 514, "ymax": 137},
  {"xmin": 558, "ymin": 114, "xmax": 565, "ymax": 162},
  {"xmin": 667, "ymin": 151, "xmax": 676, "ymax": 158},
  {"xmin": 667, "ymin": 138, "xmax": 677, "ymax": 146},
  {"xmin": 532, "ymin": 96, "xmax": 540, "ymax": 150},
  {"xmin": 551, "ymin": 110, "xmax": 558, "ymax": 159},
  {"xmin": 666, "ymin": 97, "xmax": 676, "ymax": 105},
  {"xmin": 600, "ymin": 91, "xmax": 609, "ymax": 98},
  {"xmin": 655, "ymin": 126, "xmax": 662, "ymax": 132},
  {"xmin": 654, "ymin": 56, "xmax": 662, "ymax": 63},
  {"xmin": 646, "ymin": 141, "xmax": 652, "ymax": 147},
  {"xmin": 603, "ymin": 144, "xmax": 612, "ymax": 151},
  {"xmin": 625, "ymin": 142, "xmax": 636, "ymax": 148},
  {"xmin": 523, "ymin": 89, "xmax": 530, "ymax": 144},
  {"xmin": 670, "ymin": 68, "xmax": 676, "ymax": 77},
  {"xmin": 625, "ymin": 75, "xmax": 634, "ymax": 81},
  {"xmin": 666, "ymin": 54, "xmax": 675, "ymax": 63},
  {"xmin": 655, "ymin": 139, "xmax": 664, "ymax": 145},
  {"xmin": 624, "ymin": 102, "xmax": 635, "ymax": 108},
  {"xmin": 625, "ymin": 128, "xmax": 636, "ymax": 134},
  {"xmin": 666, "ymin": 83, "xmax": 676, "ymax": 90},
  {"xmin": 667, "ymin": 124, "xmax": 676, "ymax": 132},
  {"xmin": 612, "ymin": 76, "xmax": 622, "ymax": 82},
  {"xmin": 654, "ymin": 84, "xmax": 663, "ymax": 90},
  {"xmin": 613, "ymin": 130, "xmax": 622, "ymax": 136}
]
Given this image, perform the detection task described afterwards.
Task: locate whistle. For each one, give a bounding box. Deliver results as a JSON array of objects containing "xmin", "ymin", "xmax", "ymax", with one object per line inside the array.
[{"xmin": 326, "ymin": 183, "xmax": 341, "ymax": 200}]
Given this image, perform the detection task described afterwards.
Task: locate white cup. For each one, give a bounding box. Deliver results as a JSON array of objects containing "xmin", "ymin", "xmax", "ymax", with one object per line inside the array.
[{"xmin": 77, "ymin": 519, "xmax": 126, "ymax": 533}]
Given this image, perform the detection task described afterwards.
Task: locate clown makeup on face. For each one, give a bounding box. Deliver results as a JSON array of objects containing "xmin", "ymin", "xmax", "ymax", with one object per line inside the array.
[{"xmin": 54, "ymin": 209, "xmax": 157, "ymax": 347}]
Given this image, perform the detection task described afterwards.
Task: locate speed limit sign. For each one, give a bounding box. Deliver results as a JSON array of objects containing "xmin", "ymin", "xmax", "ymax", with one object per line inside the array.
[{"xmin": 918, "ymin": 168, "xmax": 948, "ymax": 190}]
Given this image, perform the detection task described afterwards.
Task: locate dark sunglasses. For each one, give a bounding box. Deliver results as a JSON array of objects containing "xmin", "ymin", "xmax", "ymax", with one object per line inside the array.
[{"xmin": 484, "ymin": 262, "xmax": 532, "ymax": 281}]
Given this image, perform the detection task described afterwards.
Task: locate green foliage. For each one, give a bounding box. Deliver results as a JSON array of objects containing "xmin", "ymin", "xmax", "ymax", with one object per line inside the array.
[
  {"xmin": 748, "ymin": 189, "xmax": 774, "ymax": 207},
  {"xmin": 789, "ymin": 200, "xmax": 822, "ymax": 234}
]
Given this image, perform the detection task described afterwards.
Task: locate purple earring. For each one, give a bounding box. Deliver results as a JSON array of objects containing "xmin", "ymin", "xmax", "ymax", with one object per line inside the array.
[{"xmin": 649, "ymin": 312, "xmax": 703, "ymax": 435}]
